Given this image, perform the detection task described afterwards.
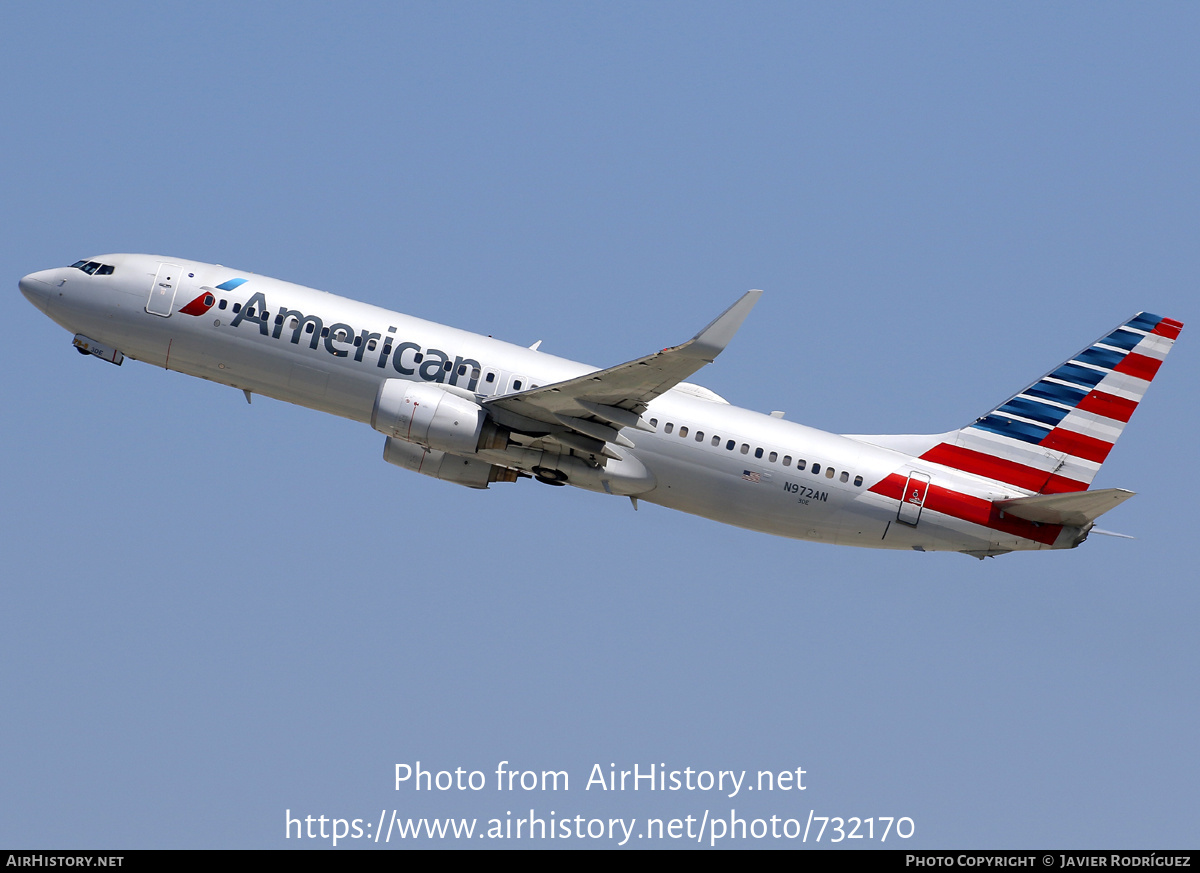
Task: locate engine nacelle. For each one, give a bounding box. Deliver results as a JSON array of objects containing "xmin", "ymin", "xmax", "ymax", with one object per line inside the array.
[
  {"xmin": 372, "ymin": 379, "xmax": 506, "ymax": 455},
  {"xmin": 383, "ymin": 437, "xmax": 518, "ymax": 489}
]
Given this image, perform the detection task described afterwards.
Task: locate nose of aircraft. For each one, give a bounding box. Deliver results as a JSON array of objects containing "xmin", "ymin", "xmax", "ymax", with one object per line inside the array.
[{"xmin": 19, "ymin": 269, "xmax": 55, "ymax": 314}]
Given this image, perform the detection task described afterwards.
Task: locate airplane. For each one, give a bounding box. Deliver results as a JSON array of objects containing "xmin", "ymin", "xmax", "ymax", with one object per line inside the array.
[{"xmin": 19, "ymin": 254, "xmax": 1182, "ymax": 558}]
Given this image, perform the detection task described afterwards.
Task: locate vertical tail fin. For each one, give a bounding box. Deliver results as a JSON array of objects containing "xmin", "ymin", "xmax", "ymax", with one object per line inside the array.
[{"xmin": 919, "ymin": 312, "xmax": 1183, "ymax": 494}]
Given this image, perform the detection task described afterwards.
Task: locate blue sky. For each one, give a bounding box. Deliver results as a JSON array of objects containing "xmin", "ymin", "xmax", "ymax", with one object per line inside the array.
[{"xmin": 2, "ymin": 2, "xmax": 1197, "ymax": 848}]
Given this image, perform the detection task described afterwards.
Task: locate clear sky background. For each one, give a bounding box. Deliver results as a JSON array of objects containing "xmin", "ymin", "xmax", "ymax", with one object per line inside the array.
[{"xmin": 2, "ymin": 2, "xmax": 1197, "ymax": 849}]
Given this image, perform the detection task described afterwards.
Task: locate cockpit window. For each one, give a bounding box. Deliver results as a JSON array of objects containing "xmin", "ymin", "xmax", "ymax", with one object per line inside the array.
[{"xmin": 70, "ymin": 260, "xmax": 115, "ymax": 276}]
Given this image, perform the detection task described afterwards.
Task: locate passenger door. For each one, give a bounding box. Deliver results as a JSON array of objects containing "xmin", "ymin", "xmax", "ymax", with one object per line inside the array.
[{"xmin": 146, "ymin": 262, "xmax": 181, "ymax": 317}]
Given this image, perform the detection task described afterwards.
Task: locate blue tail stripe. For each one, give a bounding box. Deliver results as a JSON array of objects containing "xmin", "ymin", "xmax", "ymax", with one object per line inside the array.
[
  {"xmin": 1050, "ymin": 363, "xmax": 1107, "ymax": 389},
  {"xmin": 1026, "ymin": 380, "xmax": 1088, "ymax": 407},
  {"xmin": 1126, "ymin": 313, "xmax": 1162, "ymax": 332},
  {"xmin": 999, "ymin": 397, "xmax": 1072, "ymax": 426},
  {"xmin": 1075, "ymin": 346, "xmax": 1126, "ymax": 370},
  {"xmin": 1102, "ymin": 329, "xmax": 1143, "ymax": 351},
  {"xmin": 971, "ymin": 415, "xmax": 1052, "ymax": 444}
]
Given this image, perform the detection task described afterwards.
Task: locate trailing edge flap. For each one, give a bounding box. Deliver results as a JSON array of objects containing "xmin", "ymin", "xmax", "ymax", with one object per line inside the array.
[
  {"xmin": 484, "ymin": 290, "xmax": 762, "ymax": 433},
  {"xmin": 993, "ymin": 488, "xmax": 1136, "ymax": 527}
]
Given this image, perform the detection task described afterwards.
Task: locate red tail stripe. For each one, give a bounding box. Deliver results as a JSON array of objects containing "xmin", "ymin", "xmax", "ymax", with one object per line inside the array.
[
  {"xmin": 918, "ymin": 443, "xmax": 1087, "ymax": 493},
  {"xmin": 870, "ymin": 474, "xmax": 1062, "ymax": 545},
  {"xmin": 1113, "ymin": 352, "xmax": 1162, "ymax": 382},
  {"xmin": 1041, "ymin": 473, "xmax": 1091, "ymax": 495},
  {"xmin": 1040, "ymin": 428, "xmax": 1114, "ymax": 464},
  {"xmin": 1153, "ymin": 319, "xmax": 1183, "ymax": 340},
  {"xmin": 1076, "ymin": 390, "xmax": 1138, "ymax": 423}
]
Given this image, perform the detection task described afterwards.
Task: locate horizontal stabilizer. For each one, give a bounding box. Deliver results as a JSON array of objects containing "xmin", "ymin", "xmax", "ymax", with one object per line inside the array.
[
  {"xmin": 1089, "ymin": 527, "xmax": 1136, "ymax": 539},
  {"xmin": 994, "ymin": 488, "xmax": 1135, "ymax": 527}
]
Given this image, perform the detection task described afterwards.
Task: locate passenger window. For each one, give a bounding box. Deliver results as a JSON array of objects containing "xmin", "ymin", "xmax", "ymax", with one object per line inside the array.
[
  {"xmin": 769, "ymin": 451, "xmax": 778, "ymax": 463},
  {"xmin": 811, "ymin": 463, "xmax": 820, "ymax": 474},
  {"xmin": 695, "ymin": 431, "xmax": 704, "ymax": 442},
  {"xmin": 754, "ymin": 447, "xmax": 763, "ymax": 459},
  {"xmin": 678, "ymin": 426, "xmax": 688, "ymax": 438},
  {"xmin": 726, "ymin": 440, "xmax": 735, "ymax": 450},
  {"xmin": 711, "ymin": 436, "xmax": 720, "ymax": 446},
  {"xmin": 649, "ymin": 418, "xmax": 658, "ymax": 428},
  {"xmin": 796, "ymin": 460, "xmax": 806, "ymax": 470},
  {"xmin": 513, "ymin": 380, "xmax": 523, "ymax": 391},
  {"xmin": 826, "ymin": 467, "xmax": 835, "ymax": 479},
  {"xmin": 854, "ymin": 475, "xmax": 863, "ymax": 487},
  {"xmin": 203, "ymin": 294, "xmax": 214, "ymax": 307},
  {"xmin": 783, "ymin": 455, "xmax": 792, "ymax": 466},
  {"xmin": 219, "ymin": 300, "xmax": 227, "ymax": 310},
  {"xmin": 320, "ymin": 326, "xmax": 328, "ymax": 337},
  {"xmin": 665, "ymin": 423, "xmax": 674, "ymax": 434},
  {"xmin": 740, "ymin": 444, "xmax": 749, "ymax": 454},
  {"xmin": 232, "ymin": 303, "xmax": 241, "ymax": 313},
  {"xmin": 840, "ymin": 471, "xmax": 849, "ymax": 483},
  {"xmin": 486, "ymin": 373, "xmax": 496, "ymax": 383},
  {"xmin": 246, "ymin": 307, "xmax": 255, "ymax": 317},
  {"xmin": 306, "ymin": 323, "xmax": 315, "ymax": 333},
  {"xmin": 367, "ymin": 339, "xmax": 377, "ymax": 351},
  {"xmin": 354, "ymin": 335, "xmax": 362, "ymax": 346}
]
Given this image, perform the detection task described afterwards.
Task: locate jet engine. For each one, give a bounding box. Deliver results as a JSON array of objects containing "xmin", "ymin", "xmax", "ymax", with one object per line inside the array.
[
  {"xmin": 383, "ymin": 437, "xmax": 519, "ymax": 489},
  {"xmin": 371, "ymin": 379, "xmax": 508, "ymax": 455}
]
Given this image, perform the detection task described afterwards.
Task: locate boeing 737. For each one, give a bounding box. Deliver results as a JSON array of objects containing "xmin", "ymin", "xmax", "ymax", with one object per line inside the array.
[{"xmin": 19, "ymin": 254, "xmax": 1182, "ymax": 558}]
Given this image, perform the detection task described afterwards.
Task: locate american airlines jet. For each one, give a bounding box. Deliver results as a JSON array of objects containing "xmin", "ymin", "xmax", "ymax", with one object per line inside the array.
[{"xmin": 19, "ymin": 254, "xmax": 1182, "ymax": 558}]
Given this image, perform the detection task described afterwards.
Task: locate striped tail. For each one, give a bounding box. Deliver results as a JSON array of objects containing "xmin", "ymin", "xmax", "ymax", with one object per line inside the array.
[{"xmin": 919, "ymin": 312, "xmax": 1183, "ymax": 494}]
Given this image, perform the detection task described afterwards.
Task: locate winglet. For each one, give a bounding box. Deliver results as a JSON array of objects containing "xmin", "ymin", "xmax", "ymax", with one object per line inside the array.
[{"xmin": 687, "ymin": 289, "xmax": 763, "ymax": 361}]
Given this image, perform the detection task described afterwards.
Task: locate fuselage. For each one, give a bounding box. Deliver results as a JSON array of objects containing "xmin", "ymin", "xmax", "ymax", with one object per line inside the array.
[{"xmin": 19, "ymin": 253, "xmax": 1100, "ymax": 556}]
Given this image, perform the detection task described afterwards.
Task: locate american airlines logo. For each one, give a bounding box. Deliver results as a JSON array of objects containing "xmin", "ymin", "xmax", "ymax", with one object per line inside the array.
[
  {"xmin": 187, "ymin": 285, "xmax": 485, "ymax": 392},
  {"xmin": 178, "ymin": 279, "xmax": 246, "ymax": 316}
]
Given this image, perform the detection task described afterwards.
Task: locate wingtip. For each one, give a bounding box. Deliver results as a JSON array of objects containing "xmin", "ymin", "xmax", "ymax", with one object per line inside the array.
[{"xmin": 689, "ymin": 289, "xmax": 763, "ymax": 358}]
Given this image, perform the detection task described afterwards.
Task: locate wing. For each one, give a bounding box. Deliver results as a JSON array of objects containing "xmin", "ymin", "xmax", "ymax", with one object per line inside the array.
[{"xmin": 483, "ymin": 290, "xmax": 762, "ymax": 458}]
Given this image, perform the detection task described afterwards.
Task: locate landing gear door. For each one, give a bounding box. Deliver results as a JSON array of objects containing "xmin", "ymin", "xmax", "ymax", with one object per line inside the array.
[
  {"xmin": 146, "ymin": 262, "xmax": 181, "ymax": 317},
  {"xmin": 896, "ymin": 471, "xmax": 931, "ymax": 526}
]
